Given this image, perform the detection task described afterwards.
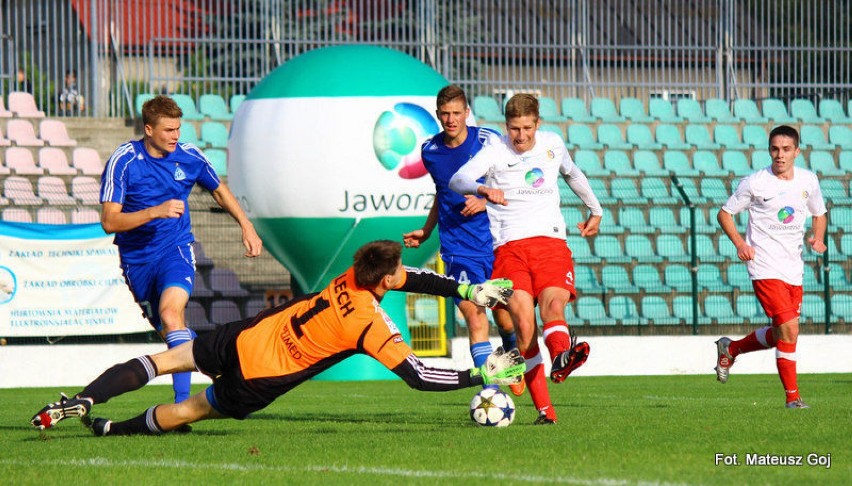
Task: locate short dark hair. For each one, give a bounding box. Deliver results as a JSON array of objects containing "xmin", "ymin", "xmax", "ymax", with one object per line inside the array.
[
  {"xmin": 505, "ymin": 93, "xmax": 539, "ymax": 120},
  {"xmin": 436, "ymin": 85, "xmax": 468, "ymax": 109},
  {"xmin": 353, "ymin": 240, "xmax": 402, "ymax": 287},
  {"xmin": 142, "ymin": 95, "xmax": 183, "ymax": 127},
  {"xmin": 769, "ymin": 125, "xmax": 800, "ymax": 148}
]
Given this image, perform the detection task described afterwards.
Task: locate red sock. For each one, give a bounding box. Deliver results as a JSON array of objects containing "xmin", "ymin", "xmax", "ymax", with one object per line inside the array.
[
  {"xmin": 542, "ymin": 320, "xmax": 571, "ymax": 357},
  {"xmin": 776, "ymin": 340, "xmax": 800, "ymax": 402},
  {"xmin": 521, "ymin": 344, "xmax": 556, "ymax": 420},
  {"xmin": 729, "ymin": 326, "xmax": 776, "ymax": 357}
]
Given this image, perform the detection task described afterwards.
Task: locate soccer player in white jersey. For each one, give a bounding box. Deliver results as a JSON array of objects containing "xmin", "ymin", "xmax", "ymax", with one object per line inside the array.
[
  {"xmin": 449, "ymin": 93, "xmax": 602, "ymax": 424},
  {"xmin": 715, "ymin": 125, "xmax": 827, "ymax": 408}
]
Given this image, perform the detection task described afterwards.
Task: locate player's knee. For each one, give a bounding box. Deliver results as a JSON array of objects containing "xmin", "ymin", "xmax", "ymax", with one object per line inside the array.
[{"xmin": 159, "ymin": 307, "xmax": 186, "ymax": 331}]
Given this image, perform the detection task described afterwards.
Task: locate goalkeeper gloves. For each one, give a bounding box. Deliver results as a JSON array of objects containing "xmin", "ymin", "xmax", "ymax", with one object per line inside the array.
[
  {"xmin": 458, "ymin": 278, "xmax": 514, "ymax": 307},
  {"xmin": 470, "ymin": 347, "xmax": 526, "ymax": 385}
]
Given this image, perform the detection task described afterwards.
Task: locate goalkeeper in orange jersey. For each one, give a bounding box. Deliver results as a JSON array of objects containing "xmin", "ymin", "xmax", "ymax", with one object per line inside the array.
[{"xmin": 31, "ymin": 240, "xmax": 525, "ymax": 436}]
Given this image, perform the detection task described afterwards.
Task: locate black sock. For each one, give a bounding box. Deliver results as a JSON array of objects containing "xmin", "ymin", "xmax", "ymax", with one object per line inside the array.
[
  {"xmin": 79, "ymin": 355, "xmax": 158, "ymax": 404},
  {"xmin": 107, "ymin": 406, "xmax": 163, "ymax": 436}
]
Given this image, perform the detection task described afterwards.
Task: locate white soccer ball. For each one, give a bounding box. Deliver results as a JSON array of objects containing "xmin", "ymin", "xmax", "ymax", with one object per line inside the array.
[{"xmin": 469, "ymin": 388, "xmax": 515, "ymax": 427}]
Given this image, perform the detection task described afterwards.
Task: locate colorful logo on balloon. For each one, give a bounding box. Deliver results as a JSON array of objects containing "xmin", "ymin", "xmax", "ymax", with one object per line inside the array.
[
  {"xmin": 777, "ymin": 206, "xmax": 795, "ymax": 224},
  {"xmin": 525, "ymin": 168, "xmax": 545, "ymax": 187},
  {"xmin": 373, "ymin": 102, "xmax": 439, "ymax": 179}
]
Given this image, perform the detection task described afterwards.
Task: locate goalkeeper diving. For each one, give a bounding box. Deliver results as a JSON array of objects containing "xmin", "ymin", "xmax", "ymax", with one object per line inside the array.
[{"xmin": 31, "ymin": 240, "xmax": 526, "ymax": 436}]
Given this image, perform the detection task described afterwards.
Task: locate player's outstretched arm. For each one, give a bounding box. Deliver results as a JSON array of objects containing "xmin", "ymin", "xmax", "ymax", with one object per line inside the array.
[
  {"xmin": 458, "ymin": 279, "xmax": 514, "ymax": 307},
  {"xmin": 396, "ymin": 268, "xmax": 513, "ymax": 307},
  {"xmin": 211, "ymin": 183, "xmax": 263, "ymax": 257},
  {"xmin": 403, "ymin": 203, "xmax": 438, "ymax": 248}
]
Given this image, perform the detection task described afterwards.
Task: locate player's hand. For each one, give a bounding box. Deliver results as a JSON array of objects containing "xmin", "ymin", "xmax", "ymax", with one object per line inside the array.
[
  {"xmin": 242, "ymin": 224, "xmax": 263, "ymax": 257},
  {"xmin": 155, "ymin": 199, "xmax": 185, "ymax": 219},
  {"xmin": 477, "ymin": 186, "xmax": 507, "ymax": 206},
  {"xmin": 735, "ymin": 242, "xmax": 756, "ymax": 261},
  {"xmin": 809, "ymin": 237, "xmax": 827, "ymax": 254},
  {"xmin": 459, "ymin": 278, "xmax": 514, "ymax": 307},
  {"xmin": 577, "ymin": 214, "xmax": 601, "ymax": 237},
  {"xmin": 402, "ymin": 229, "xmax": 428, "ymax": 248},
  {"xmin": 460, "ymin": 195, "xmax": 487, "ymax": 217},
  {"xmin": 471, "ymin": 346, "xmax": 526, "ymax": 385}
]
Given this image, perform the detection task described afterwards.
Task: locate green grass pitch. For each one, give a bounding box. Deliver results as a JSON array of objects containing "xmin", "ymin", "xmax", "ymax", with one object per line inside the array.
[{"xmin": 2, "ymin": 374, "xmax": 849, "ymax": 485}]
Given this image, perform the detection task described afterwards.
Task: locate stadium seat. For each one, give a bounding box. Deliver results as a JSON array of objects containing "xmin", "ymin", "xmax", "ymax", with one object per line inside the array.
[
  {"xmin": 8, "ymin": 91, "xmax": 45, "ymax": 117},
  {"xmin": 597, "ymin": 124, "xmax": 632, "ymax": 150},
  {"xmin": 721, "ymin": 151, "xmax": 752, "ymax": 176},
  {"xmin": 790, "ymin": 99, "xmax": 824, "ymax": 124},
  {"xmin": 575, "ymin": 296, "xmax": 609, "ymax": 326},
  {"xmin": 625, "ymin": 234, "xmax": 663, "ymax": 263},
  {"xmin": 674, "ymin": 178, "xmax": 706, "ymax": 205},
  {"xmin": 818, "ymin": 99, "xmax": 852, "ymax": 123},
  {"xmin": 3, "ymin": 176, "xmax": 43, "ymax": 205},
  {"xmin": 648, "ymin": 98, "xmax": 683, "ymax": 122},
  {"xmin": 655, "ymin": 124, "xmax": 690, "ymax": 150},
  {"xmin": 135, "ymin": 93, "xmax": 155, "ymax": 116},
  {"xmin": 626, "ymin": 124, "xmax": 663, "ymax": 150},
  {"xmin": 2, "ymin": 207, "xmax": 32, "ymax": 222},
  {"xmin": 538, "ymin": 123, "xmax": 566, "ymax": 143},
  {"xmin": 649, "ymin": 206, "xmax": 681, "ymax": 232},
  {"xmin": 713, "ymin": 125, "xmax": 749, "ymax": 150},
  {"xmin": 5, "ymin": 147, "xmax": 45, "ymax": 175},
  {"xmin": 209, "ymin": 299, "xmax": 242, "ymax": 326},
  {"xmin": 699, "ymin": 178, "xmax": 730, "ymax": 204},
  {"xmin": 590, "ymin": 97, "xmax": 625, "ymax": 122},
  {"xmin": 594, "ymin": 235, "xmax": 630, "ymax": 263},
  {"xmin": 199, "ymin": 94, "xmax": 234, "ymax": 121},
  {"xmin": 750, "ymin": 151, "xmax": 771, "ymax": 171},
  {"xmin": 828, "ymin": 268, "xmax": 852, "ymax": 291},
  {"xmin": 561, "ymin": 207, "xmax": 589, "ymax": 230},
  {"xmin": 186, "ymin": 301, "xmax": 215, "ymax": 332},
  {"xmin": 208, "ymin": 268, "xmax": 250, "ymax": 298},
  {"xmin": 70, "ymin": 208, "xmax": 100, "ymax": 224},
  {"xmin": 819, "ymin": 179, "xmax": 848, "ymax": 204},
  {"xmin": 733, "ymin": 99, "xmax": 769, "ymax": 123},
  {"xmin": 619, "ymin": 207, "xmax": 655, "ymax": 234},
  {"xmin": 36, "ymin": 207, "xmax": 67, "ymax": 225},
  {"xmin": 633, "ymin": 265, "xmax": 671, "ymax": 293},
  {"xmin": 761, "ymin": 98, "xmax": 796, "ymax": 123},
  {"xmin": 676, "ymin": 99, "xmax": 711, "ymax": 123},
  {"xmin": 206, "ymin": 148, "xmax": 228, "ymax": 176},
  {"xmin": 704, "ymin": 98, "xmax": 739, "ymax": 123},
  {"xmin": 831, "ymin": 294, "xmax": 852, "ymax": 322},
  {"xmin": 735, "ymin": 294, "xmax": 763, "ymax": 321},
  {"xmin": 608, "ymin": 295, "xmax": 644, "ymax": 325},
  {"xmin": 0, "ymin": 155, "xmax": 10, "ymax": 175},
  {"xmin": 6, "ymin": 119, "xmax": 44, "ymax": 146},
  {"xmin": 679, "ymin": 206, "xmax": 715, "ymax": 234},
  {"xmin": 244, "ymin": 299, "xmax": 268, "ymax": 318},
  {"xmin": 809, "ymin": 151, "xmax": 843, "ymax": 177},
  {"xmin": 840, "ymin": 234, "xmax": 852, "ymax": 259},
  {"xmin": 663, "ymin": 151, "xmax": 700, "ymax": 176},
  {"xmin": 192, "ymin": 241, "xmax": 215, "ymax": 270},
  {"xmin": 561, "ymin": 97, "xmax": 596, "ymax": 122},
  {"xmin": 828, "ymin": 126, "xmax": 852, "ymax": 150},
  {"xmin": 619, "ymin": 97, "xmax": 653, "ymax": 122},
  {"xmin": 697, "ymin": 265, "xmax": 732, "ymax": 291},
  {"xmin": 71, "ymin": 176, "xmax": 100, "ymax": 205},
  {"xmin": 39, "ymin": 147, "xmax": 77, "ymax": 175},
  {"xmin": 693, "ymin": 151, "xmax": 727, "ymax": 177},
  {"xmin": 742, "ymin": 124, "xmax": 768, "ymax": 148},
  {"xmin": 574, "ymin": 266, "xmax": 604, "ymax": 293},
  {"xmin": 413, "ymin": 298, "xmax": 440, "ymax": 324},
  {"xmin": 573, "ymin": 150, "xmax": 609, "ymax": 177},
  {"xmin": 201, "ymin": 121, "xmax": 230, "ymax": 149},
  {"xmin": 690, "ymin": 234, "xmax": 724, "ymax": 263},
  {"xmin": 633, "ymin": 151, "xmax": 668, "ymax": 176},
  {"xmin": 704, "ymin": 295, "xmax": 743, "ymax": 324},
  {"xmin": 191, "ymin": 271, "xmax": 215, "ymax": 298},
  {"xmin": 800, "ymin": 295, "xmax": 826, "ymax": 323},
  {"xmin": 673, "ymin": 295, "xmax": 711, "ymax": 325},
  {"xmin": 612, "ymin": 179, "xmax": 646, "ymax": 205},
  {"xmin": 567, "ymin": 235, "xmax": 601, "ymax": 264},
  {"xmin": 472, "ymin": 96, "xmax": 503, "ymax": 122},
  {"xmin": 566, "ymin": 124, "xmax": 603, "ymax": 150},
  {"xmin": 39, "ymin": 120, "xmax": 77, "ymax": 147},
  {"xmin": 0, "ymin": 96, "xmax": 12, "ymax": 118},
  {"xmin": 598, "ymin": 207, "xmax": 625, "ymax": 234},
  {"xmin": 0, "ymin": 126, "xmax": 11, "ymax": 147},
  {"xmin": 657, "ymin": 235, "xmax": 689, "ymax": 263},
  {"xmin": 840, "ymin": 151, "xmax": 852, "ymax": 173},
  {"xmin": 230, "ymin": 94, "xmax": 247, "ymax": 114},
  {"xmin": 717, "ymin": 237, "xmax": 738, "ymax": 261},
  {"xmin": 602, "ymin": 266, "xmax": 640, "ymax": 293},
  {"xmin": 799, "ymin": 125, "xmax": 834, "ymax": 151},
  {"xmin": 726, "ymin": 264, "xmax": 752, "ymax": 291},
  {"xmin": 685, "ymin": 124, "xmax": 721, "ymax": 150},
  {"xmin": 179, "ymin": 122, "xmax": 200, "ymax": 144},
  {"xmin": 72, "ymin": 147, "xmax": 104, "ymax": 175},
  {"xmin": 37, "ymin": 176, "xmax": 76, "ymax": 205},
  {"xmin": 640, "ymin": 295, "xmax": 680, "ymax": 325},
  {"xmin": 170, "ymin": 94, "xmax": 204, "ymax": 121},
  {"xmin": 603, "ymin": 151, "xmax": 640, "ymax": 176},
  {"xmin": 538, "ymin": 96, "xmax": 568, "ymax": 122}
]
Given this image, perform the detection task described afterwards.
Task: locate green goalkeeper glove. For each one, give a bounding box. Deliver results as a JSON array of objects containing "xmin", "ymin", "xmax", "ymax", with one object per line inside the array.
[
  {"xmin": 470, "ymin": 347, "xmax": 526, "ymax": 385},
  {"xmin": 458, "ymin": 278, "xmax": 514, "ymax": 307}
]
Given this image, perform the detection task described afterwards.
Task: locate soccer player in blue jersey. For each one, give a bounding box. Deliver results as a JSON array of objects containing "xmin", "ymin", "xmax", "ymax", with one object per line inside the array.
[
  {"xmin": 403, "ymin": 85, "xmax": 522, "ymax": 395},
  {"xmin": 99, "ymin": 95, "xmax": 262, "ymax": 404}
]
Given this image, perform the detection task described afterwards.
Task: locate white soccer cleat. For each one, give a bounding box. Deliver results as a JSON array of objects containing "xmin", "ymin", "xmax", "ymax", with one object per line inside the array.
[{"xmin": 715, "ymin": 337, "xmax": 734, "ymax": 383}]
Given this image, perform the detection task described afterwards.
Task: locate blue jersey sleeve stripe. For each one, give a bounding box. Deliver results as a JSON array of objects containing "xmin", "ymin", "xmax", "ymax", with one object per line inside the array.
[
  {"xmin": 101, "ymin": 142, "xmax": 135, "ymax": 203},
  {"xmin": 180, "ymin": 143, "xmax": 221, "ymax": 190}
]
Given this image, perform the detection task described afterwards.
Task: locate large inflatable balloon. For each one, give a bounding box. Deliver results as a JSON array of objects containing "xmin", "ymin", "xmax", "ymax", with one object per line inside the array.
[{"xmin": 228, "ymin": 45, "xmax": 446, "ymax": 380}]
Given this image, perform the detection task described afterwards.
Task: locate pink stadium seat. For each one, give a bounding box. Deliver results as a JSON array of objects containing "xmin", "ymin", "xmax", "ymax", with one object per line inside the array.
[
  {"xmin": 0, "ymin": 128, "xmax": 11, "ymax": 147},
  {"xmin": 37, "ymin": 176, "xmax": 77, "ymax": 205},
  {"xmin": 5, "ymin": 147, "xmax": 44, "ymax": 175},
  {"xmin": 2, "ymin": 207, "xmax": 33, "ymax": 223},
  {"xmin": 39, "ymin": 120, "xmax": 77, "ymax": 147},
  {"xmin": 3, "ymin": 176, "xmax": 43, "ymax": 205},
  {"xmin": 39, "ymin": 147, "xmax": 78, "ymax": 175},
  {"xmin": 70, "ymin": 208, "xmax": 100, "ymax": 224},
  {"xmin": 0, "ymin": 97, "xmax": 13, "ymax": 118},
  {"xmin": 8, "ymin": 92, "xmax": 45, "ymax": 118},
  {"xmin": 6, "ymin": 119, "xmax": 45, "ymax": 146},
  {"xmin": 71, "ymin": 176, "xmax": 100, "ymax": 205},
  {"xmin": 0, "ymin": 153, "xmax": 11, "ymax": 175},
  {"xmin": 37, "ymin": 207, "xmax": 68, "ymax": 224},
  {"xmin": 71, "ymin": 147, "xmax": 104, "ymax": 175}
]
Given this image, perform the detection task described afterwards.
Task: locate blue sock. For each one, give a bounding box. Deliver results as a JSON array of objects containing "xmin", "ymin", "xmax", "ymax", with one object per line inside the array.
[
  {"xmin": 470, "ymin": 341, "xmax": 497, "ymax": 389},
  {"xmin": 165, "ymin": 329, "xmax": 194, "ymax": 403},
  {"xmin": 498, "ymin": 328, "xmax": 517, "ymax": 352}
]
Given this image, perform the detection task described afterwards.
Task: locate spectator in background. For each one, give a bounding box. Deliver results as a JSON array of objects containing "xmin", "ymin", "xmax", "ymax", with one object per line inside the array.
[
  {"xmin": 59, "ymin": 69, "xmax": 85, "ymax": 115},
  {"xmin": 16, "ymin": 68, "xmax": 32, "ymax": 93}
]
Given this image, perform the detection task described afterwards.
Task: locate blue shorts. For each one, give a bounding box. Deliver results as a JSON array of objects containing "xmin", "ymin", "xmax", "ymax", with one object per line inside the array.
[
  {"xmin": 443, "ymin": 254, "xmax": 493, "ymax": 307},
  {"xmin": 121, "ymin": 242, "xmax": 196, "ymax": 331}
]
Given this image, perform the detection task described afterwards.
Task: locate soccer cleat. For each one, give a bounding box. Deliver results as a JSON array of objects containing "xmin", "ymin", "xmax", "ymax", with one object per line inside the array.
[
  {"xmin": 550, "ymin": 340, "xmax": 590, "ymax": 384},
  {"xmin": 533, "ymin": 412, "xmax": 557, "ymax": 425},
  {"xmin": 785, "ymin": 398, "xmax": 810, "ymax": 409},
  {"xmin": 508, "ymin": 377, "xmax": 526, "ymax": 396},
  {"xmin": 92, "ymin": 418, "xmax": 112, "ymax": 436},
  {"xmin": 31, "ymin": 393, "xmax": 92, "ymax": 430},
  {"xmin": 715, "ymin": 337, "xmax": 734, "ymax": 383}
]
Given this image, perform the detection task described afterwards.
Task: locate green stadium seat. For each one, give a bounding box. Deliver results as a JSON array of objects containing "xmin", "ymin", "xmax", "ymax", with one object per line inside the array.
[
  {"xmin": 199, "ymin": 94, "xmax": 234, "ymax": 121},
  {"xmin": 656, "ymin": 124, "xmax": 690, "ymax": 150},
  {"xmin": 693, "ymin": 151, "xmax": 727, "ymax": 177},
  {"xmin": 698, "ymin": 265, "xmax": 733, "ymax": 291},
  {"xmin": 626, "ymin": 124, "xmax": 663, "ymax": 150},
  {"xmin": 665, "ymin": 265, "xmax": 693, "ymax": 292},
  {"xmin": 678, "ymin": 206, "xmax": 715, "ymax": 234},
  {"xmin": 608, "ymin": 296, "xmax": 645, "ymax": 325},
  {"xmin": 567, "ymin": 124, "xmax": 604, "ymax": 150},
  {"xmin": 828, "ymin": 268, "xmax": 852, "ymax": 291},
  {"xmin": 649, "ymin": 98, "xmax": 683, "ymax": 122},
  {"xmin": 603, "ymin": 151, "xmax": 640, "ymax": 176},
  {"xmin": 722, "ymin": 151, "xmax": 752, "ymax": 176},
  {"xmin": 818, "ymin": 99, "xmax": 852, "ymax": 123},
  {"xmin": 840, "ymin": 234, "xmax": 852, "ymax": 259},
  {"xmin": 819, "ymin": 179, "xmax": 848, "ymax": 204},
  {"xmin": 588, "ymin": 179, "xmax": 616, "ymax": 205},
  {"xmin": 205, "ymin": 148, "xmax": 227, "ymax": 176},
  {"xmin": 705, "ymin": 98, "xmax": 739, "ymax": 123},
  {"xmin": 576, "ymin": 296, "xmax": 610, "ymax": 326},
  {"xmin": 649, "ymin": 206, "xmax": 681, "ymax": 232},
  {"xmin": 135, "ymin": 93, "xmax": 155, "ymax": 116},
  {"xmin": 561, "ymin": 207, "xmax": 588, "ymax": 229},
  {"xmin": 742, "ymin": 124, "xmax": 768, "ymax": 148},
  {"xmin": 171, "ymin": 94, "xmax": 204, "ymax": 121},
  {"xmin": 790, "ymin": 99, "xmax": 824, "ymax": 124},
  {"xmin": 795, "ymin": 152, "xmax": 809, "ymax": 169},
  {"xmin": 685, "ymin": 124, "xmax": 721, "ymax": 150},
  {"xmin": 809, "ymin": 151, "xmax": 843, "ymax": 177},
  {"xmin": 751, "ymin": 151, "xmax": 771, "ymax": 171},
  {"xmin": 718, "ymin": 237, "xmax": 738, "ymax": 261},
  {"xmin": 733, "ymin": 99, "xmax": 769, "ymax": 123},
  {"xmin": 735, "ymin": 294, "xmax": 764, "ymax": 321},
  {"xmin": 700, "ymin": 178, "xmax": 730, "ymax": 204},
  {"xmin": 641, "ymin": 178, "xmax": 679, "ymax": 205},
  {"xmin": 800, "ymin": 125, "xmax": 834, "ymax": 151},
  {"xmin": 840, "ymin": 151, "xmax": 852, "ymax": 173},
  {"xmin": 830, "ymin": 294, "xmax": 852, "ymax": 321},
  {"xmin": 597, "ymin": 124, "xmax": 632, "ymax": 150},
  {"xmin": 762, "ymin": 98, "xmax": 796, "ymax": 123},
  {"xmin": 619, "ymin": 207, "xmax": 655, "ymax": 234},
  {"xmin": 573, "ymin": 150, "xmax": 610, "ymax": 177},
  {"xmin": 179, "ymin": 122, "xmax": 200, "ymax": 144},
  {"xmin": 828, "ymin": 126, "xmax": 852, "ymax": 150},
  {"xmin": 714, "ymin": 125, "xmax": 749, "ymax": 150},
  {"xmin": 690, "ymin": 234, "xmax": 724, "ymax": 262},
  {"xmin": 611, "ymin": 179, "xmax": 648, "ymax": 204},
  {"xmin": 633, "ymin": 265, "xmax": 672, "ymax": 293},
  {"xmin": 728, "ymin": 266, "xmax": 753, "ymax": 292},
  {"xmin": 676, "ymin": 178, "xmax": 707, "ymax": 205},
  {"xmin": 676, "ymin": 99, "xmax": 712, "ymax": 123},
  {"xmin": 663, "ymin": 151, "xmax": 700, "ymax": 176},
  {"xmin": 599, "ymin": 207, "xmax": 625, "ymax": 234},
  {"xmin": 603, "ymin": 266, "xmax": 640, "ymax": 293},
  {"xmin": 594, "ymin": 235, "xmax": 630, "ymax": 263},
  {"xmin": 539, "ymin": 123, "xmax": 566, "ymax": 143},
  {"xmin": 641, "ymin": 295, "xmax": 681, "ymax": 325},
  {"xmin": 201, "ymin": 121, "xmax": 229, "ymax": 149},
  {"xmin": 674, "ymin": 295, "xmax": 712, "ymax": 326},
  {"xmin": 626, "ymin": 234, "xmax": 663, "ymax": 263},
  {"xmin": 658, "ymin": 235, "xmax": 690, "ymax": 263},
  {"xmin": 567, "ymin": 235, "xmax": 601, "ymax": 264},
  {"xmin": 575, "ymin": 266, "xmax": 605, "ymax": 293},
  {"xmin": 831, "ymin": 208, "xmax": 852, "ymax": 232},
  {"xmin": 230, "ymin": 94, "xmax": 246, "ymax": 114},
  {"xmin": 561, "ymin": 97, "xmax": 596, "ymax": 123},
  {"xmin": 704, "ymin": 295, "xmax": 744, "ymax": 324},
  {"xmin": 472, "ymin": 96, "xmax": 504, "ymax": 122},
  {"xmin": 590, "ymin": 97, "xmax": 625, "ymax": 122},
  {"xmin": 619, "ymin": 97, "xmax": 654, "ymax": 122},
  {"xmin": 633, "ymin": 151, "xmax": 668, "ymax": 176},
  {"xmin": 800, "ymin": 295, "xmax": 825, "ymax": 322},
  {"xmin": 538, "ymin": 96, "xmax": 568, "ymax": 122}
]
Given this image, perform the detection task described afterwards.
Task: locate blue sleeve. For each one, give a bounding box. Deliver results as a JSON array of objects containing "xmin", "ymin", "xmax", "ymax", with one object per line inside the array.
[
  {"xmin": 100, "ymin": 144, "xmax": 134, "ymax": 204},
  {"xmin": 183, "ymin": 144, "xmax": 221, "ymax": 191}
]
